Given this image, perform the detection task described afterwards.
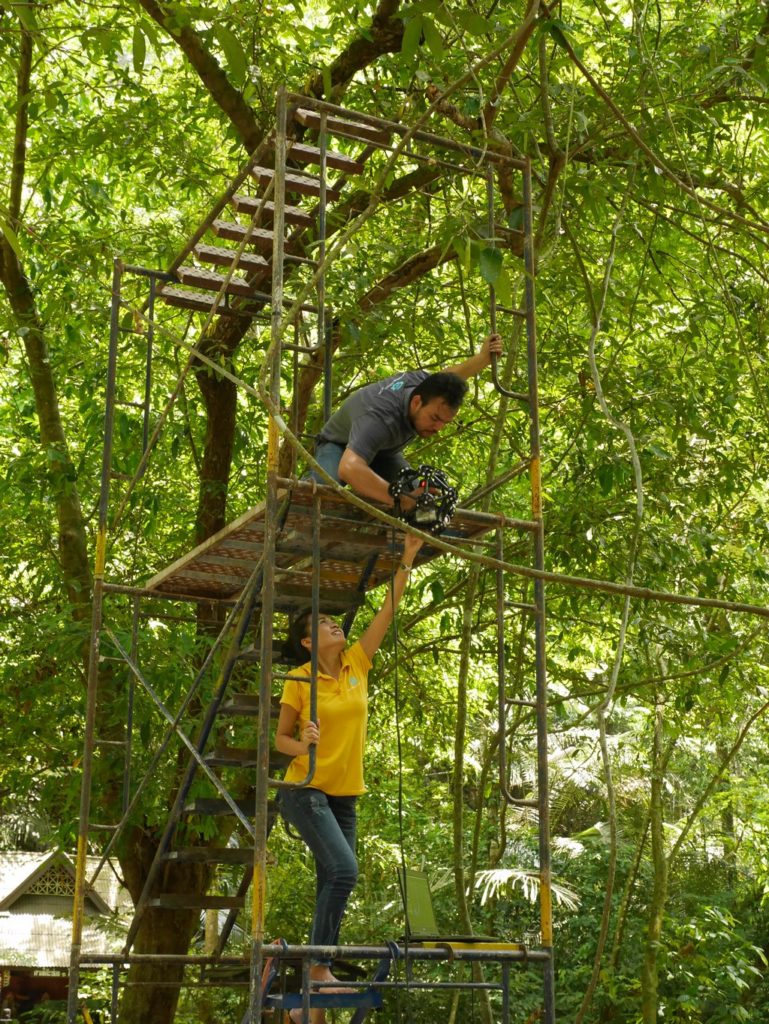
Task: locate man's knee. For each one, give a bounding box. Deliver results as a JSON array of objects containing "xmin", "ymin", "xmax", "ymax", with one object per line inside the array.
[{"xmin": 311, "ymin": 442, "xmax": 344, "ymax": 483}]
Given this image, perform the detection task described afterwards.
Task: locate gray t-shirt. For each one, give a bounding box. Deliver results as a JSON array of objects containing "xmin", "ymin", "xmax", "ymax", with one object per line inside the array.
[{"xmin": 317, "ymin": 370, "xmax": 429, "ymax": 463}]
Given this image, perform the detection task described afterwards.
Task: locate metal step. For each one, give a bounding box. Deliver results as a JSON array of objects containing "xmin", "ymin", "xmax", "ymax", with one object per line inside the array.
[
  {"xmin": 183, "ymin": 796, "xmax": 276, "ymax": 816},
  {"xmin": 160, "ymin": 283, "xmax": 318, "ymax": 318},
  {"xmin": 211, "ymin": 219, "xmax": 275, "ymax": 252},
  {"xmin": 194, "ymin": 243, "xmax": 269, "ymax": 274},
  {"xmin": 283, "ymin": 140, "xmax": 365, "ymax": 175},
  {"xmin": 177, "ymin": 266, "xmax": 255, "ymax": 298},
  {"xmin": 293, "ymin": 107, "xmax": 391, "ymax": 146},
  {"xmin": 230, "ymin": 194, "xmax": 314, "ymax": 228},
  {"xmin": 274, "ymin": 582, "xmax": 364, "ymax": 614},
  {"xmin": 158, "ymin": 287, "xmax": 258, "ymax": 316},
  {"xmin": 212, "ymin": 220, "xmax": 316, "ymax": 267},
  {"xmin": 163, "ymin": 847, "xmax": 255, "ymax": 865},
  {"xmin": 149, "ymin": 894, "xmax": 245, "ymax": 910},
  {"xmin": 235, "ymin": 645, "xmax": 285, "ymax": 663},
  {"xmin": 205, "ymin": 746, "xmax": 292, "ymax": 770},
  {"xmin": 218, "ymin": 694, "xmax": 281, "ymax": 717},
  {"xmin": 267, "ymin": 990, "xmax": 383, "ymax": 1012},
  {"xmin": 251, "ymin": 165, "xmax": 342, "ymax": 201}
]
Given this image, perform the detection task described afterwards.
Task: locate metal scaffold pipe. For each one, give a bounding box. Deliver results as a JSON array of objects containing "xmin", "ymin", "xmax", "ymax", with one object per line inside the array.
[{"xmin": 67, "ymin": 258, "xmax": 122, "ymax": 1024}]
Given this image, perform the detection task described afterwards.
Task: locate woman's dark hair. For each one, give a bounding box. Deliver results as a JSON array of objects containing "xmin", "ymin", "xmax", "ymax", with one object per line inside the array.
[
  {"xmin": 283, "ymin": 608, "xmax": 313, "ymax": 664},
  {"xmin": 412, "ymin": 371, "xmax": 468, "ymax": 410}
]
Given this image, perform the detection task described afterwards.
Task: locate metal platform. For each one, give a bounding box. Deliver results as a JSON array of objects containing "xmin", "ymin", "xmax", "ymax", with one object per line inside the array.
[{"xmin": 145, "ymin": 480, "xmax": 515, "ymax": 610}]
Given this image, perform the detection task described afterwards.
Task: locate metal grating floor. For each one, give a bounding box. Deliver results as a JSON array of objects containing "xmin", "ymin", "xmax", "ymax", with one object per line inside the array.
[{"xmin": 145, "ymin": 480, "xmax": 511, "ymax": 611}]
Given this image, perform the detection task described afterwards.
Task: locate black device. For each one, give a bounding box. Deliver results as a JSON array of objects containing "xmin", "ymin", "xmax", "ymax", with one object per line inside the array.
[{"xmin": 387, "ymin": 464, "xmax": 458, "ymax": 534}]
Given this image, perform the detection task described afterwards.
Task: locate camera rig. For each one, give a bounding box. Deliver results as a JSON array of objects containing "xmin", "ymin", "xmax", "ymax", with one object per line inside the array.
[{"xmin": 387, "ymin": 464, "xmax": 458, "ymax": 535}]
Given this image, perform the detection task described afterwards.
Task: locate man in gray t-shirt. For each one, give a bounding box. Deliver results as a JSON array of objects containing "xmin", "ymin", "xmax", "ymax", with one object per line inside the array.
[{"xmin": 311, "ymin": 333, "xmax": 502, "ymax": 510}]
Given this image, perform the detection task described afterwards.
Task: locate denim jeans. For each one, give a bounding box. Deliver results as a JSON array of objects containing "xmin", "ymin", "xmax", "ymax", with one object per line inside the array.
[
  {"xmin": 279, "ymin": 787, "xmax": 358, "ymax": 965},
  {"xmin": 310, "ymin": 440, "xmax": 410, "ymax": 485}
]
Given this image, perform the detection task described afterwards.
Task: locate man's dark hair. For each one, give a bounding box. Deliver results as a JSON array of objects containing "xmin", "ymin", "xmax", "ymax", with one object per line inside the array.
[
  {"xmin": 283, "ymin": 608, "xmax": 313, "ymax": 664},
  {"xmin": 411, "ymin": 372, "xmax": 468, "ymax": 410}
]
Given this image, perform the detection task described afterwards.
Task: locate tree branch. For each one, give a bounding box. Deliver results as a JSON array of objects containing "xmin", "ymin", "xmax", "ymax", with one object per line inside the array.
[
  {"xmin": 358, "ymin": 242, "xmax": 456, "ymax": 310},
  {"xmin": 136, "ymin": 0, "xmax": 264, "ymax": 150},
  {"xmin": 0, "ymin": 16, "xmax": 91, "ymax": 623},
  {"xmin": 10, "ymin": 22, "xmax": 32, "ymax": 227},
  {"xmin": 306, "ymin": 0, "xmax": 405, "ymax": 101},
  {"xmin": 483, "ymin": 0, "xmax": 542, "ymax": 130},
  {"xmin": 559, "ymin": 30, "xmax": 769, "ymax": 238}
]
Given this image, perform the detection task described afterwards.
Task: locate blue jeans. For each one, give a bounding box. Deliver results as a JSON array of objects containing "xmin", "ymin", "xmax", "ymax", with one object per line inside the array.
[
  {"xmin": 279, "ymin": 787, "xmax": 358, "ymax": 965},
  {"xmin": 310, "ymin": 440, "xmax": 410, "ymax": 485}
]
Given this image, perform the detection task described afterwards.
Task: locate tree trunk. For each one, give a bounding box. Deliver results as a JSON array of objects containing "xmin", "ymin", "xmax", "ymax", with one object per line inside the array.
[
  {"xmin": 0, "ymin": 247, "xmax": 91, "ymax": 626},
  {"xmin": 640, "ymin": 700, "xmax": 668, "ymax": 1023},
  {"xmin": 119, "ymin": 827, "xmax": 213, "ymax": 1023}
]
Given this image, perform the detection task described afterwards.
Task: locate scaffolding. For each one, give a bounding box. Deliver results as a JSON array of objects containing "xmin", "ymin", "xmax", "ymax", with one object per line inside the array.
[{"xmin": 67, "ymin": 90, "xmax": 553, "ymax": 1023}]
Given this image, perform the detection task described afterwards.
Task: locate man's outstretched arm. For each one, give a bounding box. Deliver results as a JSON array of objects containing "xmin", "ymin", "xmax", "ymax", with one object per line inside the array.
[
  {"xmin": 338, "ymin": 449, "xmax": 419, "ymax": 512},
  {"xmin": 444, "ymin": 332, "xmax": 503, "ymax": 380},
  {"xmin": 338, "ymin": 449, "xmax": 396, "ymax": 506}
]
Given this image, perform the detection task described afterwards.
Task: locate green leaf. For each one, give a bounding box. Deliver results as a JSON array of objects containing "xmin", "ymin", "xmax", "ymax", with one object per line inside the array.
[
  {"xmin": 16, "ymin": 2, "xmax": 38, "ymax": 31},
  {"xmin": 421, "ymin": 17, "xmax": 444, "ymax": 60},
  {"xmin": 0, "ymin": 216, "xmax": 23, "ymax": 261},
  {"xmin": 141, "ymin": 18, "xmax": 162, "ymax": 56},
  {"xmin": 508, "ymin": 206, "xmax": 524, "ymax": 230},
  {"xmin": 321, "ymin": 65, "xmax": 332, "ymax": 98},
  {"xmin": 456, "ymin": 10, "xmax": 493, "ymax": 35},
  {"xmin": 495, "ymin": 265, "xmax": 512, "ymax": 307},
  {"xmin": 479, "ymin": 246, "xmax": 503, "ymax": 285},
  {"xmin": 543, "ymin": 18, "xmax": 577, "ymax": 52},
  {"xmin": 597, "ymin": 463, "xmax": 613, "ymax": 496},
  {"xmin": 452, "ymin": 235, "xmax": 471, "ymax": 273},
  {"xmin": 132, "ymin": 26, "xmax": 147, "ymax": 74},
  {"xmin": 214, "ymin": 24, "xmax": 248, "ymax": 85},
  {"xmin": 401, "ymin": 14, "xmax": 423, "ymax": 61}
]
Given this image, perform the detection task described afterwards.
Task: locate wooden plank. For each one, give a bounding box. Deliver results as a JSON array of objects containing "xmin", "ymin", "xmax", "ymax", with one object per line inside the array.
[
  {"xmin": 230, "ymin": 194, "xmax": 314, "ymax": 228},
  {"xmin": 293, "ymin": 107, "xmax": 392, "ymax": 146},
  {"xmin": 250, "ymin": 165, "xmax": 342, "ymax": 201},
  {"xmin": 194, "ymin": 243, "xmax": 269, "ymax": 273}
]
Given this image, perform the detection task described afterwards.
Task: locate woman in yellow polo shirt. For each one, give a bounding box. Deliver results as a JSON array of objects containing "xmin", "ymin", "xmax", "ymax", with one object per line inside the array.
[{"xmin": 276, "ymin": 532, "xmax": 423, "ymax": 1013}]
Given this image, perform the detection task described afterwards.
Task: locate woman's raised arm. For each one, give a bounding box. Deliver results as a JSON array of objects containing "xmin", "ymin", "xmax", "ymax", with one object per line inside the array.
[{"xmin": 358, "ymin": 532, "xmax": 424, "ymax": 661}]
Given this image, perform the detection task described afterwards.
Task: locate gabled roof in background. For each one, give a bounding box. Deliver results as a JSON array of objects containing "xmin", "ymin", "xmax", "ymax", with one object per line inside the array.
[
  {"xmin": 0, "ymin": 851, "xmax": 133, "ymax": 969},
  {"xmin": 0, "ymin": 851, "xmax": 111, "ymax": 914}
]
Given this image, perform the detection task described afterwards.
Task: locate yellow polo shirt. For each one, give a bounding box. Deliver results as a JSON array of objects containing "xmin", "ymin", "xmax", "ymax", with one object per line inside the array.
[{"xmin": 280, "ymin": 641, "xmax": 372, "ymax": 796}]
